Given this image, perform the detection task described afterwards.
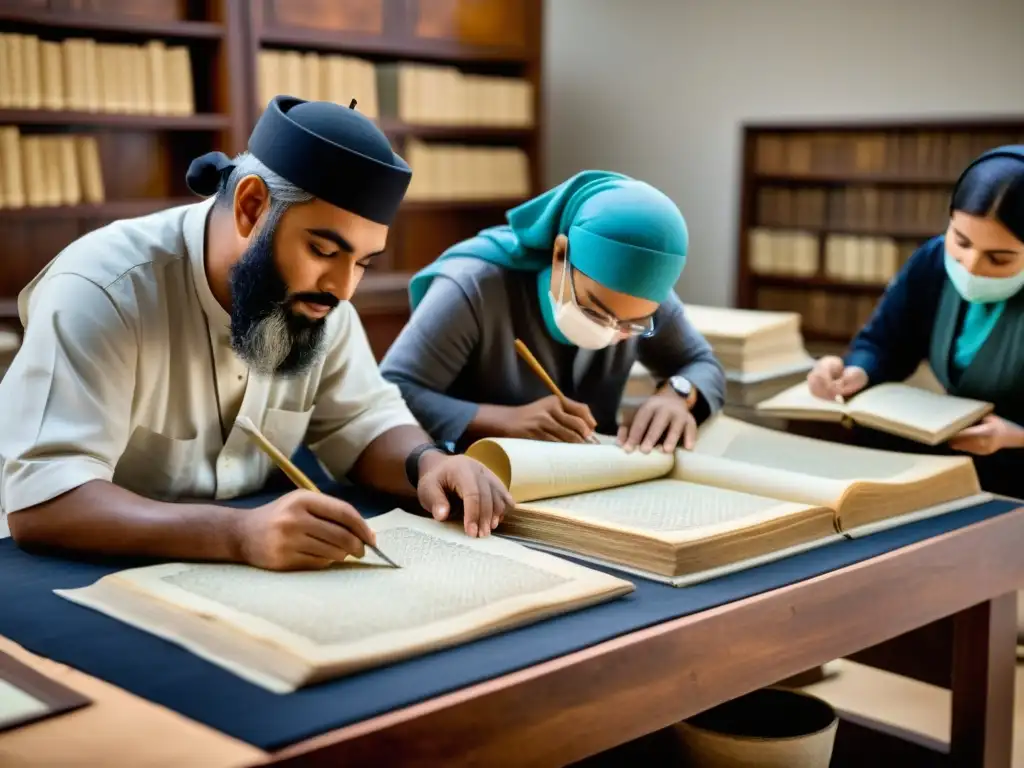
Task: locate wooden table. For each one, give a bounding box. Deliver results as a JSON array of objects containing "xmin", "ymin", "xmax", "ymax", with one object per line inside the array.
[{"xmin": 2, "ymin": 505, "xmax": 1021, "ymax": 767}]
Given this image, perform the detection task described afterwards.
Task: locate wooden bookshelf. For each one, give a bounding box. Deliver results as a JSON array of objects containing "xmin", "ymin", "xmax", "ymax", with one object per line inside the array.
[
  {"xmin": 734, "ymin": 119, "xmax": 1024, "ymax": 351},
  {"xmin": 0, "ymin": 0, "xmax": 545, "ymax": 359},
  {"xmin": 0, "ymin": 8, "xmax": 226, "ymax": 39},
  {"xmin": 249, "ymin": 0, "xmax": 544, "ymax": 353},
  {"xmin": 0, "ymin": 109, "xmax": 231, "ymax": 129},
  {"xmin": 0, "ymin": 0, "xmax": 250, "ymax": 340}
]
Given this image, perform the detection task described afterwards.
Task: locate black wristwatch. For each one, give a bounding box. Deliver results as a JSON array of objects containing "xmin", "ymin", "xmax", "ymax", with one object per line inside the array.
[{"xmin": 405, "ymin": 441, "xmax": 455, "ymax": 487}]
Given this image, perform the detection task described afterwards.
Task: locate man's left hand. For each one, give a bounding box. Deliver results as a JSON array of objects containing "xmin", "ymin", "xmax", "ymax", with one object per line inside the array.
[
  {"xmin": 948, "ymin": 414, "xmax": 1024, "ymax": 456},
  {"xmin": 618, "ymin": 386, "xmax": 697, "ymax": 454},
  {"xmin": 416, "ymin": 454, "xmax": 515, "ymax": 538}
]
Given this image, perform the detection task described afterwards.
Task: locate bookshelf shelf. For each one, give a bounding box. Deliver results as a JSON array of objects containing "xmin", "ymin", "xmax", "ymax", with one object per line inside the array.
[
  {"xmin": 757, "ymin": 223, "xmax": 938, "ymax": 240},
  {"xmin": 379, "ymin": 122, "xmax": 533, "ymax": 141},
  {"xmin": 754, "ymin": 173, "xmax": 958, "ymax": 187},
  {"xmin": 803, "ymin": 329, "xmax": 856, "ymax": 344},
  {"xmin": 258, "ymin": 26, "xmax": 531, "ymax": 65},
  {"xmin": 0, "ymin": 198, "xmax": 196, "ymax": 222},
  {"xmin": 402, "ymin": 197, "xmax": 525, "ymax": 212},
  {"xmin": 0, "ymin": 110, "xmax": 231, "ymax": 130},
  {"xmin": 0, "ymin": 300, "xmax": 16, "ymax": 321},
  {"xmin": 0, "ymin": 10, "xmax": 225, "ymax": 40},
  {"xmin": 736, "ymin": 118, "xmax": 1024, "ymax": 347},
  {"xmin": 751, "ymin": 274, "xmax": 887, "ymax": 294}
]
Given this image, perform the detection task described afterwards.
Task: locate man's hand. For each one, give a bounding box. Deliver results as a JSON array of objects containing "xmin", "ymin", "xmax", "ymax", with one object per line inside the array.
[
  {"xmin": 807, "ymin": 356, "xmax": 868, "ymax": 401},
  {"xmin": 235, "ymin": 489, "xmax": 377, "ymax": 571},
  {"xmin": 948, "ymin": 414, "xmax": 1024, "ymax": 456},
  {"xmin": 504, "ymin": 395, "xmax": 597, "ymax": 443},
  {"xmin": 416, "ymin": 453, "xmax": 515, "ymax": 538},
  {"xmin": 618, "ymin": 386, "xmax": 696, "ymax": 453}
]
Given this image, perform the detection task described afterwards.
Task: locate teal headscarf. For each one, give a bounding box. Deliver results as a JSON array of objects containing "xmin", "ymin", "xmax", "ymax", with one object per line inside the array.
[{"xmin": 408, "ymin": 170, "xmax": 689, "ymax": 311}]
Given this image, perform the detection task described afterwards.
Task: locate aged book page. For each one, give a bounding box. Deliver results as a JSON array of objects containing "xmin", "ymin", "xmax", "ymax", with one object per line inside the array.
[
  {"xmin": 674, "ymin": 415, "xmax": 979, "ymax": 523},
  {"xmin": 465, "ymin": 437, "xmax": 673, "ymax": 502},
  {"xmin": 683, "ymin": 304, "xmax": 800, "ymax": 339},
  {"xmin": 55, "ymin": 511, "xmax": 633, "ymax": 693},
  {"xmin": 0, "ymin": 679, "xmax": 48, "ymax": 729},
  {"xmin": 508, "ymin": 478, "xmax": 836, "ymax": 578},
  {"xmin": 844, "ymin": 383, "xmax": 991, "ymax": 443},
  {"xmin": 516, "ymin": 479, "xmax": 828, "ymax": 546},
  {"xmin": 755, "ymin": 380, "xmax": 848, "ymax": 422}
]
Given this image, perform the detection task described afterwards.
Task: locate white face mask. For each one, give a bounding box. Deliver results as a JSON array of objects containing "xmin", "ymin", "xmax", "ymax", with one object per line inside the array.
[
  {"xmin": 944, "ymin": 248, "xmax": 1024, "ymax": 304},
  {"xmin": 548, "ymin": 262, "xmax": 617, "ymax": 350}
]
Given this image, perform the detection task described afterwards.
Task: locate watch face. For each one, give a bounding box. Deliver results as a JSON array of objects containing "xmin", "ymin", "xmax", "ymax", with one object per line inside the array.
[{"xmin": 671, "ymin": 376, "xmax": 692, "ymax": 396}]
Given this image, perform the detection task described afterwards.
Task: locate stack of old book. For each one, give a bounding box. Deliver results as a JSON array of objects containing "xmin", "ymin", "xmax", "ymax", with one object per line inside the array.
[{"xmin": 624, "ymin": 305, "xmax": 815, "ymax": 409}]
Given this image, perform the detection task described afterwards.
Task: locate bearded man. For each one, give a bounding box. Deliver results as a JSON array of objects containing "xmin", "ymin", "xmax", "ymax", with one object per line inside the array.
[{"xmin": 0, "ymin": 96, "xmax": 513, "ymax": 568}]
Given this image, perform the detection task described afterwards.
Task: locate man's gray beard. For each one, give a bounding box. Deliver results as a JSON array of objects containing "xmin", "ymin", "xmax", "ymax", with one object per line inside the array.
[{"xmin": 233, "ymin": 304, "xmax": 326, "ymax": 376}]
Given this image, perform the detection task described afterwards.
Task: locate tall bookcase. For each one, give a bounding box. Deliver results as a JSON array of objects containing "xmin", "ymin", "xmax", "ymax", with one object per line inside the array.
[
  {"xmin": 0, "ymin": 0, "xmax": 544, "ymax": 359},
  {"xmin": 734, "ymin": 118, "xmax": 1024, "ymax": 354}
]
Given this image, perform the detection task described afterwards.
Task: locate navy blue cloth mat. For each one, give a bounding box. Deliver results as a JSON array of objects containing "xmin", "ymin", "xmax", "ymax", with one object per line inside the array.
[{"xmin": 0, "ymin": 458, "xmax": 1018, "ymax": 751}]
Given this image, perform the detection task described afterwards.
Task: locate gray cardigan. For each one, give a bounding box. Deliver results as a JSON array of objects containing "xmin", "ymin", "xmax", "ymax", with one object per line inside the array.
[{"xmin": 379, "ymin": 257, "xmax": 726, "ymax": 447}]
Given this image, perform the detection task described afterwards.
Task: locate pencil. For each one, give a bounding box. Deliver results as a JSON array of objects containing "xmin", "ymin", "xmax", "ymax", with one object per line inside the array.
[
  {"xmin": 235, "ymin": 416, "xmax": 400, "ymax": 568},
  {"xmin": 513, "ymin": 338, "xmax": 601, "ymax": 445}
]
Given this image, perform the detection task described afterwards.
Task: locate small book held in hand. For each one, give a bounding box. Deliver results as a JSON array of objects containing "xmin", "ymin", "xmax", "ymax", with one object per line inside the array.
[{"xmin": 755, "ymin": 381, "xmax": 993, "ymax": 445}]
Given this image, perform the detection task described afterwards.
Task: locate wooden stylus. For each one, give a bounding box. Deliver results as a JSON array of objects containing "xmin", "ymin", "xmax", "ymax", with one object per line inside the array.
[
  {"xmin": 513, "ymin": 338, "xmax": 600, "ymax": 445},
  {"xmin": 235, "ymin": 416, "xmax": 400, "ymax": 568}
]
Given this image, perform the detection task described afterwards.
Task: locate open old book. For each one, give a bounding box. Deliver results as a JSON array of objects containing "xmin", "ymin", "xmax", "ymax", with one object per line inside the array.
[
  {"xmin": 755, "ymin": 381, "xmax": 993, "ymax": 445},
  {"xmin": 55, "ymin": 511, "xmax": 633, "ymax": 693},
  {"xmin": 465, "ymin": 415, "xmax": 985, "ymax": 586}
]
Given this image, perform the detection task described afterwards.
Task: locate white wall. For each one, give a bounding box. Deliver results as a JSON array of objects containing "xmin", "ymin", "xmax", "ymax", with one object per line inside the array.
[{"xmin": 543, "ymin": 0, "xmax": 1024, "ymax": 307}]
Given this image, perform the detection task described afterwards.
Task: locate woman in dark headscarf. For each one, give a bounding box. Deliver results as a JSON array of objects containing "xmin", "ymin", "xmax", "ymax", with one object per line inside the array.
[{"xmin": 807, "ymin": 145, "xmax": 1024, "ymax": 496}]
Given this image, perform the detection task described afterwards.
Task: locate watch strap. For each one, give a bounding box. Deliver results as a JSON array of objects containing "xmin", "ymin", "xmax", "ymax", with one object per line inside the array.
[{"xmin": 404, "ymin": 441, "xmax": 454, "ymax": 487}]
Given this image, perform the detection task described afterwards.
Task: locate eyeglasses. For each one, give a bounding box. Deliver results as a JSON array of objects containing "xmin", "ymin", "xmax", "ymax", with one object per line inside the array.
[{"xmin": 564, "ymin": 265, "xmax": 656, "ymax": 338}]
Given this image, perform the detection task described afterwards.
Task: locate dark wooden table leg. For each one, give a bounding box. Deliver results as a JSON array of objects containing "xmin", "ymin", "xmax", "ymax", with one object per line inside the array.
[{"xmin": 950, "ymin": 593, "xmax": 1017, "ymax": 768}]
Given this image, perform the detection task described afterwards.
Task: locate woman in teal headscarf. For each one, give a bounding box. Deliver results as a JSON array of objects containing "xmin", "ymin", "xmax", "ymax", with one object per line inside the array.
[
  {"xmin": 806, "ymin": 145, "xmax": 1024, "ymax": 497},
  {"xmin": 379, "ymin": 170, "xmax": 726, "ymax": 454}
]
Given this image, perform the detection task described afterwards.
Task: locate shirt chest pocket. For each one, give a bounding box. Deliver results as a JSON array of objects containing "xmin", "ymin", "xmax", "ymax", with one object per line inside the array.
[
  {"xmin": 261, "ymin": 406, "xmax": 315, "ymax": 461},
  {"xmin": 114, "ymin": 427, "xmax": 204, "ymax": 500}
]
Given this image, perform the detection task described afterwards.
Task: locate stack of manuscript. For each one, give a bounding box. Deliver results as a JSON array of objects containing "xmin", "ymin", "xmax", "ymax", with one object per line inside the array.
[
  {"xmin": 623, "ymin": 305, "xmax": 815, "ymax": 409},
  {"xmin": 685, "ymin": 305, "xmax": 813, "ymax": 375},
  {"xmin": 466, "ymin": 415, "xmax": 985, "ymax": 585}
]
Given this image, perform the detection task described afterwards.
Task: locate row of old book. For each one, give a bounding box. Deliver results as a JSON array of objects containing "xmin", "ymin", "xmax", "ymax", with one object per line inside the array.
[
  {"xmin": 258, "ymin": 49, "xmax": 534, "ymax": 128},
  {"xmin": 0, "ymin": 33, "xmax": 195, "ymax": 116},
  {"xmin": 757, "ymin": 287, "xmax": 878, "ymax": 341},
  {"xmin": 755, "ymin": 130, "xmax": 1024, "ymax": 179},
  {"xmin": 0, "ymin": 126, "xmax": 104, "ymax": 209},
  {"xmin": 403, "ymin": 139, "xmax": 530, "ymax": 201},
  {"xmin": 757, "ymin": 186, "xmax": 951, "ymax": 235},
  {"xmin": 749, "ymin": 228, "xmax": 919, "ymax": 285}
]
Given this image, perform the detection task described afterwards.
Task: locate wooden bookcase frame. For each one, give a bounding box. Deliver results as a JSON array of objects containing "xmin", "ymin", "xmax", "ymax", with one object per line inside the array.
[
  {"xmin": 734, "ymin": 117, "xmax": 1024, "ymax": 351},
  {"xmin": 0, "ymin": 0, "xmax": 544, "ymax": 358}
]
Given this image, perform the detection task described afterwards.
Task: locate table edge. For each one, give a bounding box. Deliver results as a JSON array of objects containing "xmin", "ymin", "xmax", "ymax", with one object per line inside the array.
[{"xmin": 264, "ymin": 505, "xmax": 1024, "ymax": 766}]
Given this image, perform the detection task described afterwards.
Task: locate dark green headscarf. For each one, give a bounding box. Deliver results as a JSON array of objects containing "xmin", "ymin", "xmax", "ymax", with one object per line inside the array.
[{"xmin": 408, "ymin": 170, "xmax": 689, "ymax": 309}]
